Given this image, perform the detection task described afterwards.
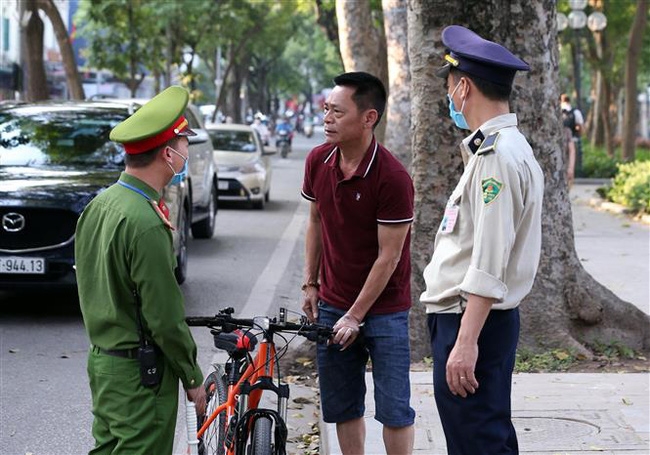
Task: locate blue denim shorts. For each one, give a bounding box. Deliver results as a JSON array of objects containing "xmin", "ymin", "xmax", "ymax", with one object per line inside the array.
[{"xmin": 316, "ymin": 301, "xmax": 415, "ymax": 427}]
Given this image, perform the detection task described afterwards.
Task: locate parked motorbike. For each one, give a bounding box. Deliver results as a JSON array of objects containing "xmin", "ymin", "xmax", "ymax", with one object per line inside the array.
[
  {"xmin": 303, "ymin": 121, "xmax": 314, "ymax": 138},
  {"xmin": 276, "ymin": 129, "xmax": 292, "ymax": 158}
]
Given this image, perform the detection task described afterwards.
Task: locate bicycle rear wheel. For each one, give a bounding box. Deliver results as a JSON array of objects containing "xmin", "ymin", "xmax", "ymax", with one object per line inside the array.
[
  {"xmin": 248, "ymin": 416, "xmax": 273, "ymax": 455},
  {"xmin": 199, "ymin": 364, "xmax": 228, "ymax": 455}
]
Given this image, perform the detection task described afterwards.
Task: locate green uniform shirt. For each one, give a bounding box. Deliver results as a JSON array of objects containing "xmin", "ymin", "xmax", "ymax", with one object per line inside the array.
[{"xmin": 75, "ymin": 172, "xmax": 202, "ymax": 389}]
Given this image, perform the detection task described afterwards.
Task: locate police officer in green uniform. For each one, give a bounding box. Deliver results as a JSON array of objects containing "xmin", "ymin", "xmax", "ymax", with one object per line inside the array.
[
  {"xmin": 75, "ymin": 86, "xmax": 206, "ymax": 455},
  {"xmin": 420, "ymin": 26, "xmax": 544, "ymax": 454}
]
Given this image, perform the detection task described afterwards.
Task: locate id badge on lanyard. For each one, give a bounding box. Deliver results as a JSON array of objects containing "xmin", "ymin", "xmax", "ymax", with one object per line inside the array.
[{"xmin": 440, "ymin": 202, "xmax": 459, "ymax": 234}]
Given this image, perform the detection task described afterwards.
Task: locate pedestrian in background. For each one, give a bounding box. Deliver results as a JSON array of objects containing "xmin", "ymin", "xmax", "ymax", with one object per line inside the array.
[
  {"xmin": 301, "ymin": 71, "xmax": 415, "ymax": 455},
  {"xmin": 420, "ymin": 26, "xmax": 544, "ymax": 455},
  {"xmin": 561, "ymin": 93, "xmax": 584, "ymax": 179},
  {"xmin": 561, "ymin": 103, "xmax": 577, "ymax": 186},
  {"xmin": 75, "ymin": 86, "xmax": 206, "ymax": 455}
]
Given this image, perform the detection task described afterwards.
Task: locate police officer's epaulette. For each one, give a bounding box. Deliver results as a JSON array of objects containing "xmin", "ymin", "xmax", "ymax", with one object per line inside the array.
[{"xmin": 476, "ymin": 132, "xmax": 499, "ymax": 155}]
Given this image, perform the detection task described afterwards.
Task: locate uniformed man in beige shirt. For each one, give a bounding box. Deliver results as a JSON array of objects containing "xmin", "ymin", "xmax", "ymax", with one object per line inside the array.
[{"xmin": 420, "ymin": 26, "xmax": 544, "ymax": 455}]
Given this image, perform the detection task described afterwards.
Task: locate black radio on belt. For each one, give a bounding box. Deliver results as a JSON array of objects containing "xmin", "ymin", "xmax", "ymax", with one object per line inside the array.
[
  {"xmin": 134, "ymin": 289, "xmax": 161, "ymax": 387},
  {"xmin": 138, "ymin": 343, "xmax": 161, "ymax": 387}
]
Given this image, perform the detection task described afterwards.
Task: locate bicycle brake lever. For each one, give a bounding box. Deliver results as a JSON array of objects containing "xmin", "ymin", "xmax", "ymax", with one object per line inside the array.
[{"xmin": 221, "ymin": 322, "xmax": 237, "ymax": 333}]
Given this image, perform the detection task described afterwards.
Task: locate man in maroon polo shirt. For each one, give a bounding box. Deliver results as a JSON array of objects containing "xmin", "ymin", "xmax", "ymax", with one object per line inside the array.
[{"xmin": 301, "ymin": 72, "xmax": 415, "ymax": 455}]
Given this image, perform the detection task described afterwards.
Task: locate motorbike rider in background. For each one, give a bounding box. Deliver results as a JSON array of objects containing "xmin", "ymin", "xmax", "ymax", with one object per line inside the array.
[{"xmin": 274, "ymin": 117, "xmax": 294, "ymax": 148}]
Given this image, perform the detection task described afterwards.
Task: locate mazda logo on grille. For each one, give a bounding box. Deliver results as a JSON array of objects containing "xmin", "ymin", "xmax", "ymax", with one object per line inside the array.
[{"xmin": 2, "ymin": 212, "xmax": 26, "ymax": 232}]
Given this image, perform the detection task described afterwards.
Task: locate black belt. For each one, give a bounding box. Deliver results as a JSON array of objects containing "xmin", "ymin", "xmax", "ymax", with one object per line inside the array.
[{"xmin": 91, "ymin": 344, "xmax": 139, "ymax": 359}]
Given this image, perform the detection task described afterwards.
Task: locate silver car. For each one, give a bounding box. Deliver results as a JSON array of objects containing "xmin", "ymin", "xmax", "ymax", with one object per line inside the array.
[{"xmin": 208, "ymin": 124, "xmax": 275, "ymax": 210}]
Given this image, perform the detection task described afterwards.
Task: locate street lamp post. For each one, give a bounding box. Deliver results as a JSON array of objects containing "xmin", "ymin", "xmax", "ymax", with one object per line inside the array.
[
  {"xmin": 214, "ymin": 46, "xmax": 222, "ymax": 109},
  {"xmin": 557, "ymin": 1, "xmax": 607, "ymax": 176},
  {"xmin": 182, "ymin": 49, "xmax": 196, "ymax": 92}
]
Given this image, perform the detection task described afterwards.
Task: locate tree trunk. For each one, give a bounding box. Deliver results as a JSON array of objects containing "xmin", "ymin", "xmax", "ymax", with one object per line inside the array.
[
  {"xmin": 315, "ymin": 0, "xmax": 341, "ymax": 58},
  {"xmin": 589, "ymin": 70, "xmax": 604, "ymax": 149},
  {"xmin": 153, "ymin": 66, "xmax": 161, "ymax": 94},
  {"xmin": 621, "ymin": 0, "xmax": 648, "ymax": 161},
  {"xmin": 224, "ymin": 51, "xmax": 250, "ymax": 124},
  {"xmin": 382, "ymin": 0, "xmax": 411, "ymax": 168},
  {"xmin": 407, "ymin": 0, "xmax": 650, "ymax": 362},
  {"xmin": 125, "ymin": 2, "xmax": 144, "ymax": 97},
  {"xmin": 211, "ymin": 34, "xmax": 254, "ymax": 124},
  {"xmin": 407, "ymin": 0, "xmax": 465, "ymax": 361},
  {"xmin": 24, "ymin": 0, "xmax": 48, "ymax": 101},
  {"xmin": 223, "ymin": 66, "xmax": 240, "ymax": 123},
  {"xmin": 37, "ymin": 0, "xmax": 84, "ymax": 100},
  {"xmin": 165, "ymin": 25, "xmax": 174, "ymax": 89},
  {"xmin": 570, "ymin": 39, "xmax": 584, "ymax": 114},
  {"xmin": 602, "ymin": 78, "xmax": 615, "ymax": 157},
  {"xmin": 588, "ymin": 23, "xmax": 605, "ymax": 149},
  {"xmin": 335, "ymin": 0, "xmax": 388, "ymax": 142}
]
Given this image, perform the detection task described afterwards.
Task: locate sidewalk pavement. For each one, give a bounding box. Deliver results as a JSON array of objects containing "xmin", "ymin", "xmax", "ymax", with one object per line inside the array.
[
  {"xmin": 321, "ymin": 181, "xmax": 650, "ymax": 455},
  {"xmin": 322, "ymin": 373, "xmax": 649, "ymax": 455}
]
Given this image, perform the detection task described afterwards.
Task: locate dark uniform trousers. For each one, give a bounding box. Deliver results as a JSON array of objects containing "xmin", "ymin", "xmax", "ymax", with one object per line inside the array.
[
  {"xmin": 87, "ymin": 347, "xmax": 178, "ymax": 455},
  {"xmin": 428, "ymin": 308, "xmax": 520, "ymax": 455}
]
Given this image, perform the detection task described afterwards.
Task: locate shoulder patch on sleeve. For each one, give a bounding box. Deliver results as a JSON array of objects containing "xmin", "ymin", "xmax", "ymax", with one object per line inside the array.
[
  {"xmin": 481, "ymin": 177, "xmax": 504, "ymax": 204},
  {"xmin": 477, "ymin": 132, "xmax": 500, "ymax": 155}
]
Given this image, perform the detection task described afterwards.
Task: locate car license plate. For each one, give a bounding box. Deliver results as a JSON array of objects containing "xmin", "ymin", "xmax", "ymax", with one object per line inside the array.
[
  {"xmin": 0, "ymin": 256, "xmax": 46, "ymax": 274},
  {"xmin": 218, "ymin": 180, "xmax": 229, "ymax": 190}
]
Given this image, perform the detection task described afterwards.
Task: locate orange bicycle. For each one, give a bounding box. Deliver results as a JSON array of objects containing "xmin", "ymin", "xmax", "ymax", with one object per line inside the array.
[{"xmin": 185, "ymin": 307, "xmax": 332, "ymax": 455}]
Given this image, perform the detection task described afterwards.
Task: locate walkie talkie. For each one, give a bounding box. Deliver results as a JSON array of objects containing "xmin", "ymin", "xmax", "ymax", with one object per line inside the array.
[{"xmin": 134, "ymin": 289, "xmax": 161, "ymax": 387}]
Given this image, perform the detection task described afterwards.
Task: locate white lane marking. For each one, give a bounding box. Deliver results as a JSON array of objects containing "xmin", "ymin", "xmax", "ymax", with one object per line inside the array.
[{"xmin": 210, "ymin": 199, "xmax": 308, "ymax": 365}]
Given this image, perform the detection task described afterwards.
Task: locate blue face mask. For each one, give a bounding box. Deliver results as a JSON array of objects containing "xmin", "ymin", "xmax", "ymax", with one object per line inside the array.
[
  {"xmin": 166, "ymin": 147, "xmax": 188, "ymax": 186},
  {"xmin": 447, "ymin": 80, "xmax": 469, "ymax": 130}
]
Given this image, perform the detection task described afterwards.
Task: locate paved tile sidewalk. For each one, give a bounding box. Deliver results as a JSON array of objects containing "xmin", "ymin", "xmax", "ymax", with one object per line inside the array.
[
  {"xmin": 323, "ymin": 372, "xmax": 650, "ymax": 455},
  {"xmin": 322, "ymin": 182, "xmax": 650, "ymax": 454}
]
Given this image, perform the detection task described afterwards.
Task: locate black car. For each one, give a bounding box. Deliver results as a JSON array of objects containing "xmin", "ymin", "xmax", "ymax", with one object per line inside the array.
[{"xmin": 0, "ymin": 100, "xmax": 215, "ymax": 289}]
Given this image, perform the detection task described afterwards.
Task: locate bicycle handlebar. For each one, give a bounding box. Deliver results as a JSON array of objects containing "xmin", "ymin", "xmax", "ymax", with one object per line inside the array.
[{"xmin": 186, "ymin": 307, "xmax": 333, "ymax": 344}]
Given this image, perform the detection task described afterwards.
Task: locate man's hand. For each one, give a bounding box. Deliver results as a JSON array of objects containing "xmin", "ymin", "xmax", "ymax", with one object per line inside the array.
[
  {"xmin": 301, "ymin": 285, "xmax": 319, "ymax": 322},
  {"xmin": 331, "ymin": 313, "xmax": 362, "ymax": 350},
  {"xmin": 186, "ymin": 385, "xmax": 207, "ymax": 417},
  {"xmin": 445, "ymin": 341, "xmax": 479, "ymax": 398}
]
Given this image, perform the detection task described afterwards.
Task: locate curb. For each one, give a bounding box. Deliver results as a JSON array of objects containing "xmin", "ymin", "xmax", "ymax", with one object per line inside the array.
[
  {"xmin": 586, "ymin": 196, "xmax": 650, "ymax": 226},
  {"xmin": 574, "ymin": 178, "xmax": 611, "ymax": 185},
  {"xmin": 574, "ymin": 180, "xmax": 650, "ymax": 226},
  {"xmin": 319, "ymin": 419, "xmax": 333, "ymax": 455}
]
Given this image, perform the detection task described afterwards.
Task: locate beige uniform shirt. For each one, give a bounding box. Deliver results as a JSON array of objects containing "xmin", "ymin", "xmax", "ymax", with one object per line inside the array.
[{"xmin": 420, "ymin": 113, "xmax": 544, "ymax": 313}]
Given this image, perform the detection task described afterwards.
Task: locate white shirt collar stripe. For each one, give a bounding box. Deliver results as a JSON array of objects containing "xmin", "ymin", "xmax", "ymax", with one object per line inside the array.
[
  {"xmin": 322, "ymin": 141, "xmax": 378, "ymax": 179},
  {"xmin": 323, "ymin": 147, "xmax": 337, "ymax": 163},
  {"xmin": 363, "ymin": 141, "xmax": 378, "ymax": 178}
]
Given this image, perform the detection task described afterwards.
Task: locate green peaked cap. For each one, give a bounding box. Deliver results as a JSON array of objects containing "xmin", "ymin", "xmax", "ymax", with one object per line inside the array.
[{"xmin": 109, "ymin": 86, "xmax": 192, "ymax": 152}]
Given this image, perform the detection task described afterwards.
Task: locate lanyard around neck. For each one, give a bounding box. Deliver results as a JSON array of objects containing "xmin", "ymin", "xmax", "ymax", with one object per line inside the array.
[
  {"xmin": 116, "ymin": 180, "xmax": 174, "ymax": 230},
  {"xmin": 117, "ymin": 180, "xmax": 153, "ymax": 201}
]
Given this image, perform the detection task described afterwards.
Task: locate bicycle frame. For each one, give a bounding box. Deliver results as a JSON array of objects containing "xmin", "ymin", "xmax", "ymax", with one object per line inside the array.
[
  {"xmin": 199, "ymin": 329, "xmax": 286, "ymax": 454},
  {"xmin": 186, "ymin": 308, "xmax": 332, "ymax": 455}
]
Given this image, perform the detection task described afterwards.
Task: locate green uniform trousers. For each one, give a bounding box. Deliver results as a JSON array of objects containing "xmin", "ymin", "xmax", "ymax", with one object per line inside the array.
[{"xmin": 87, "ymin": 348, "xmax": 178, "ymax": 455}]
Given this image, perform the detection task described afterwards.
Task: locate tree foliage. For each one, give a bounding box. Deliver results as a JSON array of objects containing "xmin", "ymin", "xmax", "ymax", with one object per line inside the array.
[
  {"xmin": 74, "ymin": 0, "xmax": 342, "ymax": 119},
  {"xmin": 75, "ymin": 0, "xmax": 166, "ymax": 96},
  {"xmin": 266, "ymin": 14, "xmax": 343, "ymax": 109}
]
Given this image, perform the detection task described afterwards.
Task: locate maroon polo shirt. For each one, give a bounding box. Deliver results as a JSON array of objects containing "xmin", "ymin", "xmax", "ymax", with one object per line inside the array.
[{"xmin": 301, "ymin": 138, "xmax": 414, "ymax": 314}]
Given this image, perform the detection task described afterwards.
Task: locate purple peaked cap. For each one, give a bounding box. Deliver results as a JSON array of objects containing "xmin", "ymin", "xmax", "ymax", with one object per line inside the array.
[{"xmin": 435, "ymin": 25, "xmax": 530, "ymax": 87}]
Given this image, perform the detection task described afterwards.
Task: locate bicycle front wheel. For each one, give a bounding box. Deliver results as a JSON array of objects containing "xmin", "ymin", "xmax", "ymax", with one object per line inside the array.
[
  {"xmin": 249, "ymin": 416, "xmax": 273, "ymax": 455},
  {"xmin": 199, "ymin": 364, "xmax": 228, "ymax": 455}
]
